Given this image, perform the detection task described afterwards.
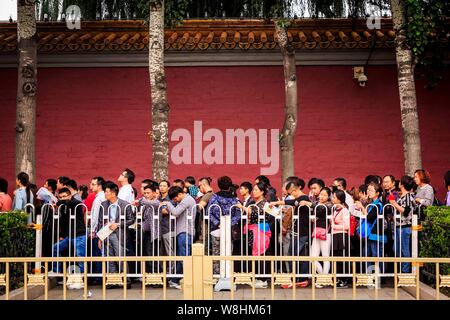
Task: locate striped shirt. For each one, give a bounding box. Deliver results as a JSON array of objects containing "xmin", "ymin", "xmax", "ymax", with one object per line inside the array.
[{"xmin": 396, "ymin": 193, "xmax": 416, "ymax": 227}]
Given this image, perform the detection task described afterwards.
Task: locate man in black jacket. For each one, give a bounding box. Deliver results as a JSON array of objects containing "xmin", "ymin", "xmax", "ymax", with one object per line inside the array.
[{"xmin": 52, "ymin": 187, "xmax": 86, "ymax": 273}]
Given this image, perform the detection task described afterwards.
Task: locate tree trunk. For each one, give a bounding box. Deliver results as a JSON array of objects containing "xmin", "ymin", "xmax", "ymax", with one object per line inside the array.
[
  {"xmin": 275, "ymin": 22, "xmax": 298, "ymax": 183},
  {"xmin": 39, "ymin": 0, "xmax": 45, "ymax": 21},
  {"xmin": 51, "ymin": 0, "xmax": 59, "ymax": 21},
  {"xmin": 391, "ymin": 0, "xmax": 422, "ymax": 175},
  {"xmin": 16, "ymin": 0, "xmax": 37, "ymax": 182},
  {"xmin": 149, "ymin": 1, "xmax": 170, "ymax": 181}
]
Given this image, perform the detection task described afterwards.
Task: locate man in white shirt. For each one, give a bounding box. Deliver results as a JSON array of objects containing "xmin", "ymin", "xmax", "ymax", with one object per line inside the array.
[
  {"xmin": 117, "ymin": 168, "xmax": 137, "ymax": 276},
  {"xmin": 117, "ymin": 168, "xmax": 136, "ymax": 203},
  {"xmin": 88, "ymin": 176, "xmax": 106, "ymax": 283},
  {"xmin": 332, "ymin": 178, "xmax": 355, "ymax": 214},
  {"xmin": 90, "ymin": 177, "xmax": 106, "ymax": 236}
]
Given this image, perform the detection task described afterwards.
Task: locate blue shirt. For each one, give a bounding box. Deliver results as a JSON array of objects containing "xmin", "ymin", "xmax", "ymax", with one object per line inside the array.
[
  {"xmin": 109, "ymin": 200, "xmax": 119, "ymax": 222},
  {"xmin": 13, "ymin": 188, "xmax": 33, "ymax": 211}
]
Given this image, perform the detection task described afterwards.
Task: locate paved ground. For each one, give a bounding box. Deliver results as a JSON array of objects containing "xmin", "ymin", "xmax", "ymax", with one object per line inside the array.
[{"xmin": 35, "ymin": 284, "xmax": 414, "ymax": 300}]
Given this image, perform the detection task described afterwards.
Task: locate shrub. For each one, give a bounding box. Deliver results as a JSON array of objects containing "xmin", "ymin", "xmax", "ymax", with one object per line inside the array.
[
  {"xmin": 420, "ymin": 206, "xmax": 450, "ymax": 296},
  {"xmin": 0, "ymin": 211, "xmax": 36, "ymax": 294}
]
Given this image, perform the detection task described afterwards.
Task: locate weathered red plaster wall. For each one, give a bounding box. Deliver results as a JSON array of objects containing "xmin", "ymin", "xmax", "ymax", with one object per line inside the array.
[{"xmin": 0, "ymin": 66, "xmax": 449, "ymax": 198}]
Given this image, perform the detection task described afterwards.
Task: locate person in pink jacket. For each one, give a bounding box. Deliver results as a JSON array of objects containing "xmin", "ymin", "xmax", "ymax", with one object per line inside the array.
[{"xmin": 331, "ymin": 189, "xmax": 351, "ymax": 288}]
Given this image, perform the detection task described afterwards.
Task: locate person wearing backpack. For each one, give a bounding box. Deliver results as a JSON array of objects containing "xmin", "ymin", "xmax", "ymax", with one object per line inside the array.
[
  {"xmin": 388, "ymin": 175, "xmax": 417, "ymax": 273},
  {"xmin": 355, "ymin": 183, "xmax": 385, "ymax": 273},
  {"xmin": 206, "ymin": 176, "xmax": 241, "ymax": 275}
]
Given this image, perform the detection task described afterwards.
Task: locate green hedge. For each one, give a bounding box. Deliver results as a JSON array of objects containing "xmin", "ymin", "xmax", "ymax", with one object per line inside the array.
[
  {"xmin": 420, "ymin": 206, "xmax": 450, "ymax": 296},
  {"xmin": 0, "ymin": 211, "xmax": 36, "ymax": 294}
]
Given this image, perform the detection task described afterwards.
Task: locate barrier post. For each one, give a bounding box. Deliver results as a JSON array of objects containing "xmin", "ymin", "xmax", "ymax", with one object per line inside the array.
[
  {"xmin": 184, "ymin": 243, "xmax": 199, "ymax": 299},
  {"xmin": 215, "ymin": 214, "xmax": 234, "ymax": 291},
  {"xmin": 34, "ymin": 213, "xmax": 43, "ymax": 274},
  {"xmin": 203, "ymin": 252, "xmax": 214, "ymax": 300},
  {"xmin": 412, "ymin": 215, "xmax": 419, "ymax": 274},
  {"xmin": 6, "ymin": 262, "xmax": 9, "ymax": 300}
]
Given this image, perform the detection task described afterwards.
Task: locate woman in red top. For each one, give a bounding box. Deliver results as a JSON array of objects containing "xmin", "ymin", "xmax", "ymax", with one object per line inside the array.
[{"xmin": 0, "ymin": 177, "xmax": 13, "ymax": 212}]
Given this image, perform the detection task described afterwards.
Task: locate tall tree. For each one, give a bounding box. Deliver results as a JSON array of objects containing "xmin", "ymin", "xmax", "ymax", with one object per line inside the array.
[
  {"xmin": 390, "ymin": 0, "xmax": 422, "ymax": 175},
  {"xmin": 149, "ymin": 0, "xmax": 170, "ymax": 181},
  {"xmin": 268, "ymin": 1, "xmax": 300, "ymax": 183},
  {"xmin": 16, "ymin": 0, "xmax": 37, "ymax": 182},
  {"xmin": 275, "ymin": 19, "xmax": 298, "ymax": 182}
]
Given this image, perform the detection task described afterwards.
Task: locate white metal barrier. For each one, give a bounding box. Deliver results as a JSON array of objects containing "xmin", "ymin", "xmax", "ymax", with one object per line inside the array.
[{"xmin": 34, "ymin": 198, "xmax": 421, "ymax": 286}]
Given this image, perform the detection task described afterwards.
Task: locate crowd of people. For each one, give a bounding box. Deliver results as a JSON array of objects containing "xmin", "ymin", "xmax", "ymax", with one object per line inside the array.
[{"xmin": 0, "ymin": 169, "xmax": 449, "ymax": 290}]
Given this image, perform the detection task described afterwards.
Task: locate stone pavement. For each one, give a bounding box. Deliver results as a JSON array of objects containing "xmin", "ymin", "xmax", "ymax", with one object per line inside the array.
[{"xmin": 35, "ymin": 284, "xmax": 414, "ymax": 300}]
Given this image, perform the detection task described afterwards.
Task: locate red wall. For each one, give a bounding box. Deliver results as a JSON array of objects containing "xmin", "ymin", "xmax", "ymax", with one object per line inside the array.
[{"xmin": 0, "ymin": 66, "xmax": 449, "ymax": 198}]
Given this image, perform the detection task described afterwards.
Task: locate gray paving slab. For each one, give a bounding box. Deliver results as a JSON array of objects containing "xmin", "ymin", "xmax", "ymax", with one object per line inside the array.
[{"xmin": 34, "ymin": 284, "xmax": 414, "ymax": 300}]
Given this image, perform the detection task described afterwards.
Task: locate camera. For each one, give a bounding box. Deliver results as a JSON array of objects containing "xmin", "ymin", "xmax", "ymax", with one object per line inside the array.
[
  {"xmin": 353, "ymin": 66, "xmax": 367, "ymax": 87},
  {"xmin": 357, "ymin": 73, "xmax": 368, "ymax": 87}
]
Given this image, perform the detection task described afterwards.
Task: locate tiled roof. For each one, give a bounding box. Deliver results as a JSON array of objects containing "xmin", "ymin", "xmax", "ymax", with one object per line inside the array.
[{"xmin": 0, "ymin": 19, "xmax": 398, "ymax": 53}]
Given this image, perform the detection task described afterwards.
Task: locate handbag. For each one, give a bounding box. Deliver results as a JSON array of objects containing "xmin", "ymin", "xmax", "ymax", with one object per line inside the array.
[
  {"xmin": 349, "ymin": 215, "xmax": 358, "ymax": 236},
  {"xmin": 312, "ymin": 227, "xmax": 327, "ymax": 241},
  {"xmin": 357, "ymin": 202, "xmax": 382, "ymax": 238}
]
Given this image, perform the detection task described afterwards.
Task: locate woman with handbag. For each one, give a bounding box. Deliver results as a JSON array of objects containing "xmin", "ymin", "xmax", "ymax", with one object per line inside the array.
[
  {"xmin": 236, "ymin": 182, "xmax": 274, "ymax": 289},
  {"xmin": 310, "ymin": 187, "xmax": 333, "ymax": 283},
  {"xmin": 355, "ymin": 183, "xmax": 385, "ymax": 274},
  {"xmin": 331, "ymin": 190, "xmax": 351, "ymax": 288}
]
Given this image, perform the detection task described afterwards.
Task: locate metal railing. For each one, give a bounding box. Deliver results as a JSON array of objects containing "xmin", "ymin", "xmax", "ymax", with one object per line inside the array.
[
  {"xmin": 19, "ymin": 201, "xmax": 426, "ymax": 277},
  {"xmin": 1, "ymin": 244, "xmax": 449, "ymax": 300},
  {"xmin": 0, "ymin": 256, "xmax": 187, "ymax": 300}
]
